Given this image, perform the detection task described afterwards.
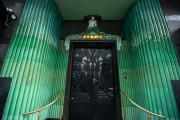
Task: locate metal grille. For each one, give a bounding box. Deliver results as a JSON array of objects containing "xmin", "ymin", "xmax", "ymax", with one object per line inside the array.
[{"xmin": 70, "ymin": 48, "xmax": 114, "ymax": 103}]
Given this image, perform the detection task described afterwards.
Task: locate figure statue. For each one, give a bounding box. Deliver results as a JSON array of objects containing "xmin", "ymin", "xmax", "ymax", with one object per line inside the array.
[{"xmin": 88, "ymin": 16, "xmax": 97, "ymax": 28}]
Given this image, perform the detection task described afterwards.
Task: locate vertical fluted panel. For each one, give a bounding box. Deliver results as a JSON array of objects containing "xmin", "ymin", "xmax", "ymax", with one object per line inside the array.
[
  {"xmin": 0, "ymin": 0, "xmax": 63, "ymax": 120},
  {"xmin": 48, "ymin": 41, "xmax": 69, "ymax": 118},
  {"xmin": 121, "ymin": 0, "xmax": 180, "ymax": 119},
  {"xmin": 118, "ymin": 41, "xmax": 144, "ymax": 119}
]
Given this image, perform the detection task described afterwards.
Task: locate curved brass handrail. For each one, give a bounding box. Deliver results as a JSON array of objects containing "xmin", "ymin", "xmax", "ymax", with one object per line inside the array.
[
  {"xmin": 23, "ymin": 90, "xmax": 64, "ymax": 120},
  {"xmin": 120, "ymin": 88, "xmax": 166, "ymax": 119}
]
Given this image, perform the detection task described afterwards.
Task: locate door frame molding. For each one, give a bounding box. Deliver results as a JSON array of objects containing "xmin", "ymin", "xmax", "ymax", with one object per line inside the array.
[{"xmin": 63, "ymin": 40, "xmax": 122, "ymax": 120}]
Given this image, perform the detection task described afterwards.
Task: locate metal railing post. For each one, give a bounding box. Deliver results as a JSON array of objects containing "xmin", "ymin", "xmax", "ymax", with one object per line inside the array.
[
  {"xmin": 123, "ymin": 94, "xmax": 126, "ymax": 120},
  {"xmin": 59, "ymin": 95, "xmax": 63, "ymax": 120},
  {"xmin": 38, "ymin": 112, "xmax": 40, "ymax": 120},
  {"xmin": 148, "ymin": 113, "xmax": 151, "ymax": 120}
]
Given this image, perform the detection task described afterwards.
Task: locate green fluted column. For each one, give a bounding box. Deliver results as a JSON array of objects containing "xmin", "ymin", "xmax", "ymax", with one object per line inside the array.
[
  {"xmin": 0, "ymin": 0, "xmax": 63, "ymax": 120},
  {"xmin": 121, "ymin": 0, "xmax": 180, "ymax": 119},
  {"xmin": 48, "ymin": 41, "xmax": 69, "ymax": 119}
]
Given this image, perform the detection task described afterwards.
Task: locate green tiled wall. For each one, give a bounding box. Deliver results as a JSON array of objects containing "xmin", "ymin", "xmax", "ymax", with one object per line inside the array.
[
  {"xmin": 48, "ymin": 41, "xmax": 68, "ymax": 119},
  {"xmin": 0, "ymin": 0, "xmax": 64, "ymax": 119},
  {"xmin": 120, "ymin": 0, "xmax": 180, "ymax": 119},
  {"xmin": 1, "ymin": 0, "xmax": 180, "ymax": 119}
]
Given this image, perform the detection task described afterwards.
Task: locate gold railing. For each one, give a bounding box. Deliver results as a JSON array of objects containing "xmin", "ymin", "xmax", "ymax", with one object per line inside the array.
[
  {"xmin": 23, "ymin": 90, "xmax": 64, "ymax": 120},
  {"xmin": 120, "ymin": 88, "xmax": 166, "ymax": 120}
]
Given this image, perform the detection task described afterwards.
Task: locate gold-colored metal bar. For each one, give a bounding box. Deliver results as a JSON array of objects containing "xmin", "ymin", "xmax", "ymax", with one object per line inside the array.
[
  {"xmin": 120, "ymin": 89, "xmax": 166, "ymax": 119},
  {"xmin": 59, "ymin": 98, "xmax": 61, "ymax": 120},
  {"xmin": 38, "ymin": 112, "xmax": 40, "ymax": 120},
  {"xmin": 59, "ymin": 94, "xmax": 63, "ymax": 120},
  {"xmin": 148, "ymin": 113, "xmax": 151, "ymax": 120},
  {"xmin": 123, "ymin": 94, "xmax": 126, "ymax": 120},
  {"xmin": 23, "ymin": 87, "xmax": 165, "ymax": 119},
  {"xmin": 23, "ymin": 90, "xmax": 64, "ymax": 116}
]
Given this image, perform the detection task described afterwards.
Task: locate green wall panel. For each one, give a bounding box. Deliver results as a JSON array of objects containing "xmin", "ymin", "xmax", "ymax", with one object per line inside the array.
[
  {"xmin": 121, "ymin": 0, "xmax": 180, "ymax": 119},
  {"xmin": 0, "ymin": 0, "xmax": 63, "ymax": 120},
  {"xmin": 1, "ymin": 0, "xmax": 180, "ymax": 119},
  {"xmin": 48, "ymin": 41, "xmax": 69, "ymax": 119}
]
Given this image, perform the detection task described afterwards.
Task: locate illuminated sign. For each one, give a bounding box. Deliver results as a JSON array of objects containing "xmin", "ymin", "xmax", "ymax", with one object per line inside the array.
[{"xmin": 83, "ymin": 35, "xmax": 103, "ymax": 39}]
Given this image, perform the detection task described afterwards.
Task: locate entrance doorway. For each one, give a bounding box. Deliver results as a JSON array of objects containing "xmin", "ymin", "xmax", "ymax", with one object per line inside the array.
[{"xmin": 63, "ymin": 40, "xmax": 121, "ymax": 120}]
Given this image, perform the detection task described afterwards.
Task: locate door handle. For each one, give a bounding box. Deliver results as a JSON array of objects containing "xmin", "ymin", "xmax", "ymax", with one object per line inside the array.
[{"xmin": 93, "ymin": 78, "xmax": 97, "ymax": 84}]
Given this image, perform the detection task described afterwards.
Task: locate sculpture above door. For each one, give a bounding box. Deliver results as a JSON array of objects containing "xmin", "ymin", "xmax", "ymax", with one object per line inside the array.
[{"xmin": 64, "ymin": 16, "xmax": 122, "ymax": 50}]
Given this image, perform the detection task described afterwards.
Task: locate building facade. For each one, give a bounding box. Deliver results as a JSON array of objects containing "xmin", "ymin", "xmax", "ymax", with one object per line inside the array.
[{"xmin": 0, "ymin": 0, "xmax": 180, "ymax": 119}]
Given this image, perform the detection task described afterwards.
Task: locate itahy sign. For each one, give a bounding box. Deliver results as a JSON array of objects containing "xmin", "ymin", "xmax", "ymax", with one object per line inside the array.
[{"xmin": 83, "ymin": 35, "xmax": 103, "ymax": 39}]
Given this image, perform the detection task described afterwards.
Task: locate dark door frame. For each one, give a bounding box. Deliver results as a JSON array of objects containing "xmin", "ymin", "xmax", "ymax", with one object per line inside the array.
[{"xmin": 63, "ymin": 40, "xmax": 122, "ymax": 120}]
